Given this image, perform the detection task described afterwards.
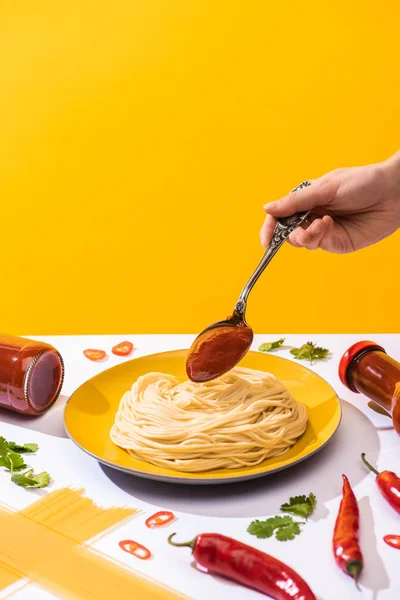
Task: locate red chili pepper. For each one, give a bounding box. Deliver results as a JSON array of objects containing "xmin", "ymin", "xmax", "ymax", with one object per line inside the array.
[
  {"xmin": 168, "ymin": 532, "xmax": 316, "ymax": 600},
  {"xmin": 332, "ymin": 474, "xmax": 363, "ymax": 588},
  {"xmin": 383, "ymin": 535, "xmax": 400, "ymax": 549},
  {"xmin": 145, "ymin": 511, "xmax": 175, "ymax": 528},
  {"xmin": 83, "ymin": 349, "xmax": 107, "ymax": 362},
  {"xmin": 119, "ymin": 539, "xmax": 151, "ymax": 560},
  {"xmin": 361, "ymin": 453, "xmax": 400, "ymax": 515},
  {"xmin": 112, "ymin": 341, "xmax": 134, "ymax": 357}
]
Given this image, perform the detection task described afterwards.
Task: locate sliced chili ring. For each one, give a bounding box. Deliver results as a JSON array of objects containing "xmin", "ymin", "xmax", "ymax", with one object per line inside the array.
[
  {"xmin": 83, "ymin": 349, "xmax": 107, "ymax": 362},
  {"xmin": 383, "ymin": 534, "xmax": 400, "ymax": 549},
  {"xmin": 112, "ymin": 341, "xmax": 134, "ymax": 357},
  {"xmin": 145, "ymin": 511, "xmax": 175, "ymax": 528},
  {"xmin": 119, "ymin": 539, "xmax": 151, "ymax": 560}
]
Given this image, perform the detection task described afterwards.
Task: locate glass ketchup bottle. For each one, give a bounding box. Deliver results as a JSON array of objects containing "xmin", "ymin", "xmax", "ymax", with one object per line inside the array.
[
  {"xmin": 339, "ymin": 341, "xmax": 400, "ymax": 435},
  {"xmin": 0, "ymin": 334, "xmax": 64, "ymax": 416}
]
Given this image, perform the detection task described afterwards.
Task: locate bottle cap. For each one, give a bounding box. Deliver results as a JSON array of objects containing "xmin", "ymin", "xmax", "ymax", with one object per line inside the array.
[{"xmin": 339, "ymin": 341, "xmax": 386, "ymax": 392}]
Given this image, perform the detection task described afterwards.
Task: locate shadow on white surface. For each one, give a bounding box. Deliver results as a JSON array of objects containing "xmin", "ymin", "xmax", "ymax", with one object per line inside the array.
[
  {"xmin": 0, "ymin": 394, "xmax": 69, "ymax": 439},
  {"xmin": 101, "ymin": 400, "xmax": 380, "ymax": 518},
  {"xmin": 358, "ymin": 496, "xmax": 390, "ymax": 600}
]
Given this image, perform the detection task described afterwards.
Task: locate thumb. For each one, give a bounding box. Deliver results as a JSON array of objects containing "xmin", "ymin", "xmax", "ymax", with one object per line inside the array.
[{"xmin": 264, "ymin": 178, "xmax": 336, "ymax": 217}]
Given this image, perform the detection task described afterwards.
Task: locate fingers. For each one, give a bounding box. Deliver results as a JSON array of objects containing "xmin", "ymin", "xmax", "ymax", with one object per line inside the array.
[
  {"xmin": 260, "ymin": 213, "xmax": 277, "ymax": 248},
  {"xmin": 288, "ymin": 215, "xmax": 334, "ymax": 249},
  {"xmin": 260, "ymin": 213, "xmax": 334, "ymax": 251},
  {"xmin": 264, "ymin": 178, "xmax": 337, "ymax": 218},
  {"xmin": 318, "ymin": 215, "xmax": 337, "ymax": 251}
]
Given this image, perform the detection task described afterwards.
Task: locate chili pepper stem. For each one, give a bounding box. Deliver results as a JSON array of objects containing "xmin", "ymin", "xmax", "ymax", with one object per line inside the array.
[
  {"xmin": 361, "ymin": 453, "xmax": 380, "ymax": 476},
  {"xmin": 347, "ymin": 561, "xmax": 362, "ymax": 591},
  {"xmin": 168, "ymin": 533, "xmax": 197, "ymax": 551}
]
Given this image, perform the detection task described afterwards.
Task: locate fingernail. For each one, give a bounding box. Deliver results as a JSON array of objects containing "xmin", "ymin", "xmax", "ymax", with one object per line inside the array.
[{"xmin": 264, "ymin": 201, "xmax": 278, "ymax": 211}]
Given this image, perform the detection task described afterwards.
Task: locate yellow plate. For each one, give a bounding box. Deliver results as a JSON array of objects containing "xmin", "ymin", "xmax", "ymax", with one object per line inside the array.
[{"xmin": 64, "ymin": 349, "xmax": 341, "ymax": 484}]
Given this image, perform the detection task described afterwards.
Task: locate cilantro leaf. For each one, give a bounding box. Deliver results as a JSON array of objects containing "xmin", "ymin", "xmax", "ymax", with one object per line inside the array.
[
  {"xmin": 0, "ymin": 436, "xmax": 9, "ymax": 455},
  {"xmin": 258, "ymin": 338, "xmax": 285, "ymax": 353},
  {"xmin": 247, "ymin": 519, "xmax": 275, "ymax": 538},
  {"xmin": 6, "ymin": 452, "xmax": 27, "ymax": 472},
  {"xmin": 247, "ymin": 515, "xmax": 302, "ymax": 541},
  {"xmin": 275, "ymin": 521, "xmax": 302, "ymax": 541},
  {"xmin": 8, "ymin": 442, "xmax": 38, "ymax": 453},
  {"xmin": 290, "ymin": 342, "xmax": 329, "ymax": 365},
  {"xmin": 0, "ymin": 437, "xmax": 27, "ymax": 473},
  {"xmin": 11, "ymin": 469, "xmax": 51, "ymax": 488},
  {"xmin": 27, "ymin": 471, "xmax": 51, "ymax": 488},
  {"xmin": 280, "ymin": 493, "xmax": 317, "ymax": 519},
  {"xmin": 11, "ymin": 473, "xmax": 35, "ymax": 487},
  {"xmin": 0, "ymin": 437, "xmax": 50, "ymax": 486}
]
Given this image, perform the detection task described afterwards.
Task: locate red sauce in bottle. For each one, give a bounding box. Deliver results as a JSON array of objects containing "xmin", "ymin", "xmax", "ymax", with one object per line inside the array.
[
  {"xmin": 0, "ymin": 334, "xmax": 64, "ymax": 415},
  {"xmin": 186, "ymin": 322, "xmax": 253, "ymax": 382},
  {"xmin": 339, "ymin": 341, "xmax": 400, "ymax": 435}
]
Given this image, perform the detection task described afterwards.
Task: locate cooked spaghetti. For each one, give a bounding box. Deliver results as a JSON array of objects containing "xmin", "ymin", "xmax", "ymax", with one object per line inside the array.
[{"xmin": 110, "ymin": 367, "xmax": 308, "ymax": 473}]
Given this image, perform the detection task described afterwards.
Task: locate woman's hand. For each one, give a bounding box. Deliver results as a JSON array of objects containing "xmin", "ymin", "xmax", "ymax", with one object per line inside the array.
[{"xmin": 260, "ymin": 152, "xmax": 400, "ymax": 253}]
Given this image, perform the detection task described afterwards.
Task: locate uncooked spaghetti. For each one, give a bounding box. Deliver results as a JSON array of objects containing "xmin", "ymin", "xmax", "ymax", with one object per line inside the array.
[{"xmin": 110, "ymin": 367, "xmax": 308, "ymax": 473}]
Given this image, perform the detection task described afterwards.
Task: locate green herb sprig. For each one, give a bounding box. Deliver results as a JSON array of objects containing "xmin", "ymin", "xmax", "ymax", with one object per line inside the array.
[
  {"xmin": 290, "ymin": 342, "xmax": 329, "ymax": 365},
  {"xmin": 247, "ymin": 515, "xmax": 303, "ymax": 541},
  {"xmin": 11, "ymin": 469, "xmax": 51, "ymax": 488},
  {"xmin": 258, "ymin": 338, "xmax": 285, "ymax": 353},
  {"xmin": 0, "ymin": 436, "xmax": 51, "ymax": 488},
  {"xmin": 247, "ymin": 492, "xmax": 317, "ymax": 542},
  {"xmin": 280, "ymin": 493, "xmax": 317, "ymax": 520}
]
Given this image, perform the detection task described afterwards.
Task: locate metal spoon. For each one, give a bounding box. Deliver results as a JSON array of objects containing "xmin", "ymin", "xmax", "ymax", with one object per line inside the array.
[{"xmin": 186, "ymin": 181, "xmax": 311, "ymax": 382}]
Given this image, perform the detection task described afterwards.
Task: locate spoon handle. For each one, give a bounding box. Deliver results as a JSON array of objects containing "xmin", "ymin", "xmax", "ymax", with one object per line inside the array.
[{"xmin": 234, "ymin": 181, "xmax": 311, "ymax": 315}]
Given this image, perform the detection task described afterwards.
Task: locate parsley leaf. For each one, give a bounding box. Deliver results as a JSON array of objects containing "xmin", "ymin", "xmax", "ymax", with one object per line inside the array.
[
  {"xmin": 8, "ymin": 442, "xmax": 38, "ymax": 453},
  {"xmin": 258, "ymin": 338, "xmax": 285, "ymax": 353},
  {"xmin": 11, "ymin": 469, "xmax": 51, "ymax": 488},
  {"xmin": 290, "ymin": 342, "xmax": 329, "ymax": 365},
  {"xmin": 280, "ymin": 493, "xmax": 317, "ymax": 519},
  {"xmin": 247, "ymin": 515, "xmax": 302, "ymax": 541}
]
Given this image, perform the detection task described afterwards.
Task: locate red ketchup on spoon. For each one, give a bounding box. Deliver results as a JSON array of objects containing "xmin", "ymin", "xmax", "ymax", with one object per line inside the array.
[{"xmin": 186, "ymin": 314, "xmax": 253, "ymax": 382}]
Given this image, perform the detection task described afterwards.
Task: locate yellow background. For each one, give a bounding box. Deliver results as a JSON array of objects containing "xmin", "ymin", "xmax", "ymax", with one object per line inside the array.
[{"xmin": 1, "ymin": 1, "xmax": 399, "ymax": 335}]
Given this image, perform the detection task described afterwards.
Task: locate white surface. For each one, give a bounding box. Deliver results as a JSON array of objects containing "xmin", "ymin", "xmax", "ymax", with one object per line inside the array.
[{"xmin": 0, "ymin": 334, "xmax": 399, "ymax": 600}]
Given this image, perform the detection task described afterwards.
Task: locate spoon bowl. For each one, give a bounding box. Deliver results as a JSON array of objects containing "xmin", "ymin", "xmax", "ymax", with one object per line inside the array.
[{"xmin": 186, "ymin": 311, "xmax": 253, "ymax": 382}]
